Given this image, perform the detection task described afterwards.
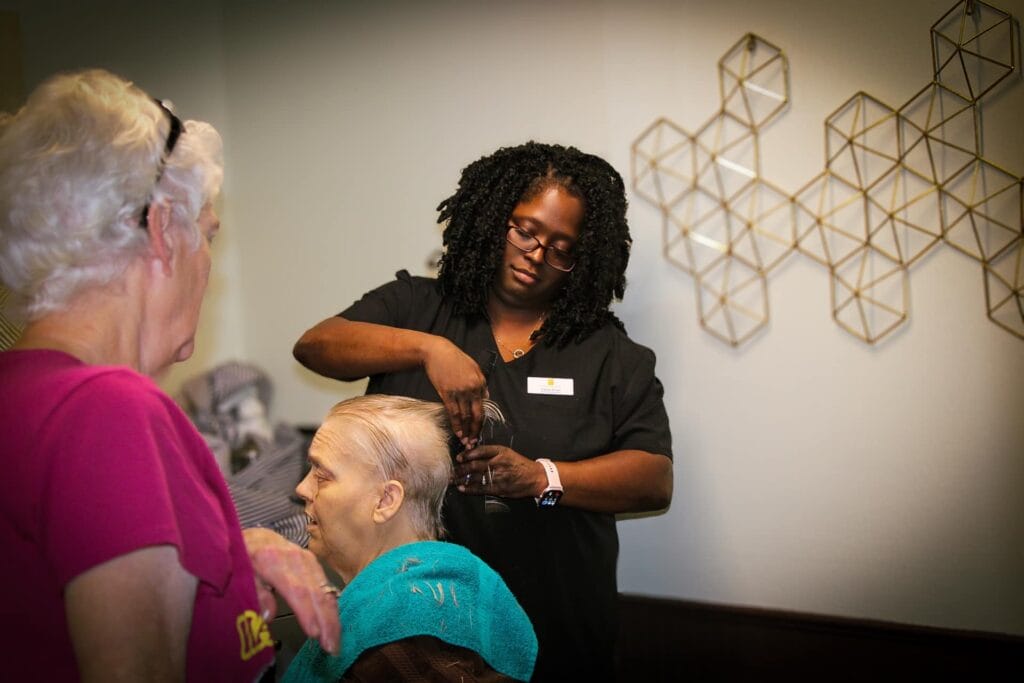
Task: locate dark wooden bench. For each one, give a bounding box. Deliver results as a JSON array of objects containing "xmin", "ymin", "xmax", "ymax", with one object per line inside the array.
[{"xmin": 617, "ymin": 594, "xmax": 1024, "ymax": 681}]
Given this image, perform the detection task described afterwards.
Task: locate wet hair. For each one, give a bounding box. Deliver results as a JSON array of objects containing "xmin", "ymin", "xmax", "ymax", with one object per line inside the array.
[
  {"xmin": 435, "ymin": 141, "xmax": 631, "ymax": 347},
  {"xmin": 316, "ymin": 395, "xmax": 453, "ymax": 540},
  {"xmin": 0, "ymin": 68, "xmax": 223, "ymax": 319}
]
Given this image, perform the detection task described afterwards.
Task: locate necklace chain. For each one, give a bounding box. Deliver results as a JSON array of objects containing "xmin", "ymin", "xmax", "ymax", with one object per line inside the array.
[
  {"xmin": 492, "ymin": 314, "xmax": 545, "ymax": 360},
  {"xmin": 494, "ymin": 336, "xmax": 528, "ymax": 359}
]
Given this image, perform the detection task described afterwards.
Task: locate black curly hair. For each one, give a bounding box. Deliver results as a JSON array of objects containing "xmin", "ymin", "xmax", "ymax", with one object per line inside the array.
[{"xmin": 436, "ymin": 141, "xmax": 632, "ymax": 347}]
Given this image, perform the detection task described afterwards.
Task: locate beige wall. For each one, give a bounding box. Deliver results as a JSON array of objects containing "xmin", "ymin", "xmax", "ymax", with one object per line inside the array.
[{"xmin": 7, "ymin": 0, "xmax": 1023, "ymax": 636}]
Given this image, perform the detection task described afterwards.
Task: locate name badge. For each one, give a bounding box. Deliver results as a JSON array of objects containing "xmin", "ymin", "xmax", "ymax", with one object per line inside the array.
[{"xmin": 527, "ymin": 377, "xmax": 574, "ymax": 396}]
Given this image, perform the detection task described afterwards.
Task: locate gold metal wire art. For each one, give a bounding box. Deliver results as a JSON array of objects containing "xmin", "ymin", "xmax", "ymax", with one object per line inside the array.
[{"xmin": 632, "ymin": 0, "xmax": 1022, "ymax": 345}]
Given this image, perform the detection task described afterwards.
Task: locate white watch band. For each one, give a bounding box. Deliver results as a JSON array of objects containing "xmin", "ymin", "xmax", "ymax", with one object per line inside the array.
[
  {"xmin": 537, "ymin": 458, "xmax": 562, "ymax": 488},
  {"xmin": 535, "ymin": 458, "xmax": 563, "ymax": 507}
]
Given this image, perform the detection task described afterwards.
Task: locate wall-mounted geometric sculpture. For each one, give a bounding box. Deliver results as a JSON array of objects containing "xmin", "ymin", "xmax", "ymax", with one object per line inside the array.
[{"xmin": 632, "ymin": 0, "xmax": 1022, "ymax": 345}]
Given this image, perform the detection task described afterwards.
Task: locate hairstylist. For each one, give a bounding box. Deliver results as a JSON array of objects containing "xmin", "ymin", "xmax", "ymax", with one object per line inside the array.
[{"xmin": 294, "ymin": 141, "xmax": 672, "ymax": 681}]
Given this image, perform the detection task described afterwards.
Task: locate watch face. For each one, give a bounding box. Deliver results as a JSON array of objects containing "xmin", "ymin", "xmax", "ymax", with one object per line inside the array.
[{"xmin": 538, "ymin": 490, "xmax": 562, "ymax": 507}]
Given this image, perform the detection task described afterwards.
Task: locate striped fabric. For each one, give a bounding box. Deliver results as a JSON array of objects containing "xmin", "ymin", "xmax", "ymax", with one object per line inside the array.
[
  {"xmin": 227, "ymin": 424, "xmax": 310, "ymax": 547},
  {"xmin": 0, "ymin": 286, "xmax": 23, "ymax": 350},
  {"xmin": 179, "ymin": 362, "xmax": 311, "ymax": 547}
]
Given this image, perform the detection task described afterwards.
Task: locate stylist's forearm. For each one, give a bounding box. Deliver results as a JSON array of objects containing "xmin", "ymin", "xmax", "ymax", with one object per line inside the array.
[
  {"xmin": 293, "ymin": 317, "xmax": 439, "ymax": 380},
  {"xmin": 555, "ymin": 450, "xmax": 673, "ymax": 514}
]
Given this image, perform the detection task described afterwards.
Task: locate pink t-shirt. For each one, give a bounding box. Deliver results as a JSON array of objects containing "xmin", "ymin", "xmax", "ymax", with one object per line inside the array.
[{"xmin": 0, "ymin": 349, "xmax": 274, "ymax": 681}]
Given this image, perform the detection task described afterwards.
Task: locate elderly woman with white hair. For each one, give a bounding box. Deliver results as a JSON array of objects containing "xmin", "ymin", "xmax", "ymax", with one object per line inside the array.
[
  {"xmin": 285, "ymin": 395, "xmax": 537, "ymax": 682},
  {"xmin": 0, "ymin": 69, "xmax": 339, "ymax": 681}
]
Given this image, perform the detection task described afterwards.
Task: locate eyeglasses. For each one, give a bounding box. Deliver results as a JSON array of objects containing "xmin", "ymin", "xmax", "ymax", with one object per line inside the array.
[
  {"xmin": 506, "ymin": 225, "xmax": 576, "ymax": 272},
  {"xmin": 139, "ymin": 99, "xmax": 183, "ymax": 228}
]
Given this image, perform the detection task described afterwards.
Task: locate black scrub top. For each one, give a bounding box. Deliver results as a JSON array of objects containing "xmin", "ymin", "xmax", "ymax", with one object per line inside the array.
[{"xmin": 341, "ymin": 270, "xmax": 673, "ymax": 681}]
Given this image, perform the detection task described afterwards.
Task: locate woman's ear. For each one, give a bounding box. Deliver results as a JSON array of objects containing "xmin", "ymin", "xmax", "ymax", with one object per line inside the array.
[
  {"xmin": 145, "ymin": 202, "xmax": 175, "ymax": 276},
  {"xmin": 372, "ymin": 480, "xmax": 405, "ymax": 524}
]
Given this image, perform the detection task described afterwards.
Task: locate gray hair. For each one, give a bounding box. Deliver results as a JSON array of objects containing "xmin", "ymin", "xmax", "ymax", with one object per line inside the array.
[
  {"xmin": 316, "ymin": 395, "xmax": 454, "ymax": 541},
  {"xmin": 0, "ymin": 68, "xmax": 223, "ymax": 319}
]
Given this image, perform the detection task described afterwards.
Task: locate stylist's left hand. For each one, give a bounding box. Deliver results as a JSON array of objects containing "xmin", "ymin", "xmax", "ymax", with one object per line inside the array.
[
  {"xmin": 242, "ymin": 527, "xmax": 341, "ymax": 655},
  {"xmin": 453, "ymin": 445, "xmax": 546, "ymax": 499}
]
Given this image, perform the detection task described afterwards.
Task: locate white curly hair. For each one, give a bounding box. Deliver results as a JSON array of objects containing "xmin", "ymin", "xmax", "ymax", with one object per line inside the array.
[{"xmin": 0, "ymin": 68, "xmax": 223, "ymax": 319}]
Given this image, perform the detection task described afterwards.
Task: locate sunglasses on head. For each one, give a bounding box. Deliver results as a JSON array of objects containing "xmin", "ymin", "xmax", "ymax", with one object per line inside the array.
[{"xmin": 139, "ymin": 99, "xmax": 183, "ymax": 228}]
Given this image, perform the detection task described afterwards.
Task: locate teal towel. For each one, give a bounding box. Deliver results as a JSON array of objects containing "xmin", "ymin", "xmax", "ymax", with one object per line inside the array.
[{"xmin": 283, "ymin": 540, "xmax": 537, "ymax": 682}]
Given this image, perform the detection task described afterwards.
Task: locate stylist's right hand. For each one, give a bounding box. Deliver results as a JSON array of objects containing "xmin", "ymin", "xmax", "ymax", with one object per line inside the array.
[
  {"xmin": 423, "ymin": 337, "xmax": 488, "ymax": 447},
  {"xmin": 242, "ymin": 528, "xmax": 341, "ymax": 655}
]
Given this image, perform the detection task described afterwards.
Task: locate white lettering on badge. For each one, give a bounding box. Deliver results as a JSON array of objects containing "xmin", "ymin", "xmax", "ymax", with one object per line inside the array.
[{"xmin": 527, "ymin": 377, "xmax": 574, "ymax": 396}]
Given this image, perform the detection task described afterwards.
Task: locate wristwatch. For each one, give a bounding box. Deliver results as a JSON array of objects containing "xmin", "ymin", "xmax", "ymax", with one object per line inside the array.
[{"xmin": 534, "ymin": 458, "xmax": 563, "ymax": 508}]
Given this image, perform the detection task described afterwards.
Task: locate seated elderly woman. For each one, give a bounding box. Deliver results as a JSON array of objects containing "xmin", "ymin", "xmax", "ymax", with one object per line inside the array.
[
  {"xmin": 285, "ymin": 395, "xmax": 537, "ymax": 682},
  {"xmin": 0, "ymin": 69, "xmax": 338, "ymax": 681}
]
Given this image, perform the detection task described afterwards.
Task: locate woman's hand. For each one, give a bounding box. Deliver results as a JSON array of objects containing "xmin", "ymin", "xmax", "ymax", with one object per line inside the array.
[
  {"xmin": 294, "ymin": 318, "xmax": 489, "ymax": 446},
  {"xmin": 242, "ymin": 528, "xmax": 341, "ymax": 655},
  {"xmin": 452, "ymin": 444, "xmax": 546, "ymax": 499},
  {"xmin": 422, "ymin": 337, "xmax": 489, "ymax": 447},
  {"xmin": 454, "ymin": 448, "xmax": 674, "ymax": 513}
]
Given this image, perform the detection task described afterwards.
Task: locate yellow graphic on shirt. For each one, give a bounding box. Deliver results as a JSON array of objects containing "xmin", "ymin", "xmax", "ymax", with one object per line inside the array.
[{"xmin": 236, "ymin": 610, "xmax": 274, "ymax": 661}]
